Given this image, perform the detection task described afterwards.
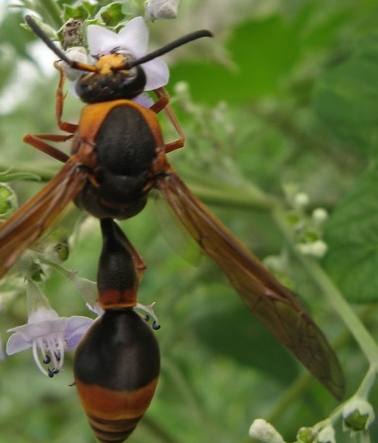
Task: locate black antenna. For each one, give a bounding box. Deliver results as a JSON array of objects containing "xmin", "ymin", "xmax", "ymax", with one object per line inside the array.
[
  {"xmin": 25, "ymin": 15, "xmax": 212, "ymax": 72},
  {"xmin": 25, "ymin": 15, "xmax": 96, "ymax": 72},
  {"xmin": 129, "ymin": 30, "xmax": 213, "ymax": 68}
]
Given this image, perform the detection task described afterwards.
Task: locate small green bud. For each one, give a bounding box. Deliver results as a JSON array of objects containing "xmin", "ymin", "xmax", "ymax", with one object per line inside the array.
[
  {"xmin": 29, "ymin": 263, "xmax": 45, "ymax": 283},
  {"xmin": 343, "ymin": 398, "xmax": 375, "ymax": 433},
  {"xmin": 54, "ymin": 242, "xmax": 70, "ymax": 262},
  {"xmin": 0, "ymin": 183, "xmax": 18, "ymax": 218},
  {"xmin": 296, "ymin": 427, "xmax": 317, "ymax": 443}
]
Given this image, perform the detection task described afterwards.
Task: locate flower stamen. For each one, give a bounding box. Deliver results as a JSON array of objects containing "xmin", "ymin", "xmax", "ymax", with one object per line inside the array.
[
  {"xmin": 7, "ymin": 281, "xmax": 95, "ymax": 376},
  {"xmin": 135, "ymin": 302, "xmax": 161, "ymax": 330}
]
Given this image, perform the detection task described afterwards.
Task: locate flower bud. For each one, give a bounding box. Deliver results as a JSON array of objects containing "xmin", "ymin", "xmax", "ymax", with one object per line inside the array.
[
  {"xmin": 309, "ymin": 240, "xmax": 328, "ymax": 258},
  {"xmin": 296, "ymin": 427, "xmax": 317, "ymax": 443},
  {"xmin": 293, "ymin": 192, "xmax": 309, "ymax": 210},
  {"xmin": 248, "ymin": 419, "xmax": 285, "ymax": 443},
  {"xmin": 312, "ymin": 207, "xmax": 328, "ymax": 226},
  {"xmin": 343, "ymin": 398, "xmax": 375, "ymax": 433},
  {"xmin": 0, "ymin": 183, "xmax": 18, "ymax": 218},
  {"xmin": 146, "ymin": 0, "xmax": 180, "ymax": 19},
  {"xmin": 62, "ymin": 18, "xmax": 84, "ymax": 50},
  {"xmin": 317, "ymin": 425, "xmax": 335, "ymax": 443},
  {"xmin": 61, "ymin": 46, "xmax": 88, "ymax": 81},
  {"xmin": 296, "ymin": 240, "xmax": 328, "ymax": 258}
]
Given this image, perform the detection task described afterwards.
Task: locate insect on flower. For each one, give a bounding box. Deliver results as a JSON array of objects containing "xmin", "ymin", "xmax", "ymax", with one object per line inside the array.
[{"xmin": 0, "ymin": 15, "xmax": 344, "ymax": 438}]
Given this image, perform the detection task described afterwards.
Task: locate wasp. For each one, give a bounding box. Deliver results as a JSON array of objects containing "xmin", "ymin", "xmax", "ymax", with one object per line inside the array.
[
  {"xmin": 74, "ymin": 218, "xmax": 160, "ymax": 443},
  {"xmin": 0, "ymin": 13, "xmax": 344, "ymax": 409}
]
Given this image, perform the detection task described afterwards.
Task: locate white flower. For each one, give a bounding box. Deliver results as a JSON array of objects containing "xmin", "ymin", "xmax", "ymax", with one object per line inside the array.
[
  {"xmin": 293, "ymin": 192, "xmax": 309, "ymax": 210},
  {"xmin": 296, "ymin": 240, "xmax": 328, "ymax": 258},
  {"xmin": 312, "ymin": 207, "xmax": 328, "ymax": 226},
  {"xmin": 317, "ymin": 425, "xmax": 336, "ymax": 443},
  {"xmin": 6, "ymin": 306, "xmax": 93, "ymax": 377},
  {"xmin": 87, "ymin": 17, "xmax": 169, "ymax": 91}
]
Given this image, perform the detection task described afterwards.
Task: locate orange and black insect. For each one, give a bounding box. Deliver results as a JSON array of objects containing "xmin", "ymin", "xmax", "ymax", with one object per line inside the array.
[
  {"xmin": 1, "ymin": 14, "xmax": 343, "ymax": 426},
  {"xmin": 74, "ymin": 218, "xmax": 159, "ymax": 443}
]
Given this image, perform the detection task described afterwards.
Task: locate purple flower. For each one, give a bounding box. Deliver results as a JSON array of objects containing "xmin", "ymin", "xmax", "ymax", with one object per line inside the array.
[{"xmin": 7, "ymin": 306, "xmax": 93, "ymax": 377}]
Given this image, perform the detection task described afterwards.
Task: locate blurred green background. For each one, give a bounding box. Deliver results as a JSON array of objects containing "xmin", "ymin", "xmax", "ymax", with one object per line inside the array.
[{"xmin": 1, "ymin": 0, "xmax": 378, "ymax": 442}]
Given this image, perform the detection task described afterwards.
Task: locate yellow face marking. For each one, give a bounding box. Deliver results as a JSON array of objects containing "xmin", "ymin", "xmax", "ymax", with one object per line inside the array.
[{"xmin": 95, "ymin": 53, "xmax": 131, "ymax": 74}]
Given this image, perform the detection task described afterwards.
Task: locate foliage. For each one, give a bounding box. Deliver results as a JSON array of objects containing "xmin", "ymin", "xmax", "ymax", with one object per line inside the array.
[{"xmin": 1, "ymin": 0, "xmax": 378, "ymax": 442}]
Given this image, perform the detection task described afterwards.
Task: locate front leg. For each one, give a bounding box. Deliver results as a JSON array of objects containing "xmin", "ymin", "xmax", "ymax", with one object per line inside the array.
[
  {"xmin": 23, "ymin": 133, "xmax": 71, "ymax": 163},
  {"xmin": 151, "ymin": 87, "xmax": 185, "ymax": 153},
  {"xmin": 53, "ymin": 61, "xmax": 79, "ymax": 134}
]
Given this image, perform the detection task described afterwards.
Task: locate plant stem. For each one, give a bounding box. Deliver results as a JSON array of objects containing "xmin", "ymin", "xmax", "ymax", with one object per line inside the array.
[
  {"xmin": 187, "ymin": 181, "xmax": 278, "ymax": 212},
  {"xmin": 355, "ymin": 365, "xmax": 377, "ymax": 398},
  {"xmin": 273, "ymin": 210, "xmax": 378, "ymax": 367}
]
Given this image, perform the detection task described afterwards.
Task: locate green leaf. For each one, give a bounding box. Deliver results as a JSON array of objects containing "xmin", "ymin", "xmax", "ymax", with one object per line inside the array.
[
  {"xmin": 169, "ymin": 4, "xmax": 353, "ymax": 105},
  {"xmin": 0, "ymin": 170, "xmax": 41, "ymax": 182},
  {"xmin": 314, "ymin": 32, "xmax": 378, "ymax": 157},
  {"xmin": 62, "ymin": 2, "xmax": 96, "ymax": 21},
  {"xmin": 96, "ymin": 3, "xmax": 127, "ymax": 27},
  {"xmin": 169, "ymin": 14, "xmax": 303, "ymax": 104},
  {"xmin": 323, "ymin": 164, "xmax": 378, "ymax": 303}
]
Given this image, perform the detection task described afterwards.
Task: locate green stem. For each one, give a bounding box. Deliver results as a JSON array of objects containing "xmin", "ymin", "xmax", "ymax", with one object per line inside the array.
[
  {"xmin": 355, "ymin": 365, "xmax": 377, "ymax": 398},
  {"xmin": 0, "ymin": 162, "xmax": 60, "ymax": 182},
  {"xmin": 359, "ymin": 431, "xmax": 371, "ymax": 443},
  {"xmin": 273, "ymin": 210, "xmax": 378, "ymax": 368},
  {"xmin": 187, "ymin": 181, "xmax": 278, "ymax": 212}
]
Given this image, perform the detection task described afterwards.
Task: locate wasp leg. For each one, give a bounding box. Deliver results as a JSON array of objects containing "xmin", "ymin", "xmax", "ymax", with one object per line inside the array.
[
  {"xmin": 152, "ymin": 87, "xmax": 185, "ymax": 153},
  {"xmin": 53, "ymin": 61, "xmax": 79, "ymax": 134},
  {"xmin": 23, "ymin": 133, "xmax": 71, "ymax": 163}
]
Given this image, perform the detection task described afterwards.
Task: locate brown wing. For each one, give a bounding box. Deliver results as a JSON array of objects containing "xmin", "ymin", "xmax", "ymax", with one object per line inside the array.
[
  {"xmin": 0, "ymin": 161, "xmax": 88, "ymax": 279},
  {"xmin": 156, "ymin": 165, "xmax": 344, "ymax": 399}
]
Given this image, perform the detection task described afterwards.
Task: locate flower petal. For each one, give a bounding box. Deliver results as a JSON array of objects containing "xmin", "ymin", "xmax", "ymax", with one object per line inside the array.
[
  {"xmin": 6, "ymin": 333, "xmax": 31, "ymax": 354},
  {"xmin": 116, "ymin": 17, "xmax": 149, "ymax": 58},
  {"xmin": 87, "ymin": 25, "xmax": 121, "ymax": 55},
  {"xmin": 8, "ymin": 313, "xmax": 68, "ymax": 341},
  {"xmin": 28, "ymin": 306, "xmax": 60, "ymax": 323},
  {"xmin": 133, "ymin": 93, "xmax": 154, "ymax": 108},
  {"xmin": 144, "ymin": 58, "xmax": 169, "ymax": 90},
  {"xmin": 87, "ymin": 17, "xmax": 149, "ymax": 58},
  {"xmin": 65, "ymin": 316, "xmax": 94, "ymax": 350}
]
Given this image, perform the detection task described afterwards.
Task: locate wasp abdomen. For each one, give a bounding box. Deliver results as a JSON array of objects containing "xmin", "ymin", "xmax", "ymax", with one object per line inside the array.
[{"xmin": 74, "ymin": 309, "xmax": 160, "ymax": 442}]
